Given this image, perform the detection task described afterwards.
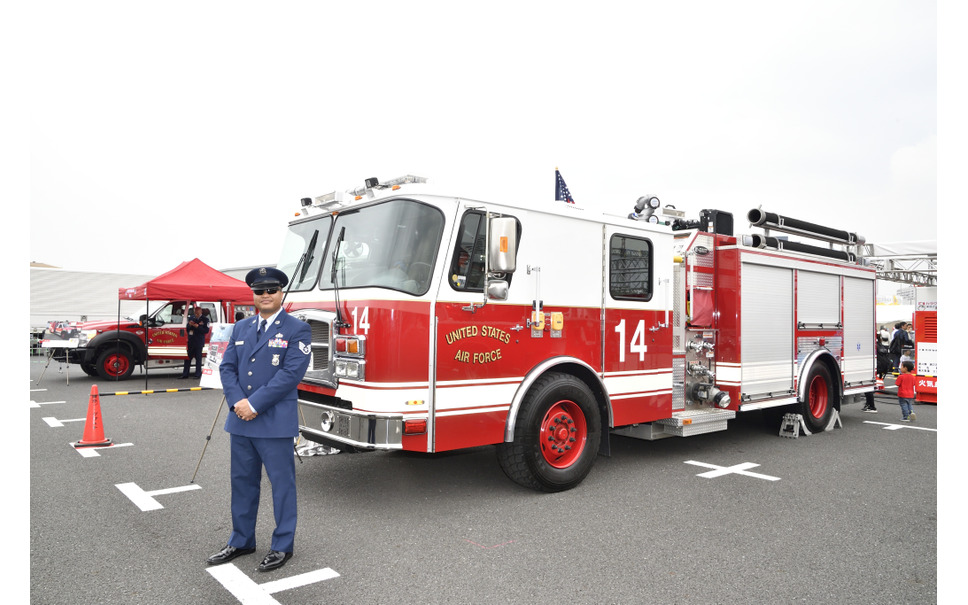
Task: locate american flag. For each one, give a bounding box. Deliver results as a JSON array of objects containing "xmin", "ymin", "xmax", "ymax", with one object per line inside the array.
[{"xmin": 555, "ymin": 168, "xmax": 575, "ymax": 204}]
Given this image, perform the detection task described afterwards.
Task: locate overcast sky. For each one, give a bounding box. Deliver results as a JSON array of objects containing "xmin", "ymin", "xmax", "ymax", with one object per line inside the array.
[{"xmin": 30, "ymin": 1, "xmax": 938, "ymax": 276}]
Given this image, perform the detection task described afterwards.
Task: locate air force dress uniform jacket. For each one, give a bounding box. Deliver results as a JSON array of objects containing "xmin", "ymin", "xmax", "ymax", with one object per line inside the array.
[{"xmin": 221, "ymin": 311, "xmax": 312, "ymax": 437}]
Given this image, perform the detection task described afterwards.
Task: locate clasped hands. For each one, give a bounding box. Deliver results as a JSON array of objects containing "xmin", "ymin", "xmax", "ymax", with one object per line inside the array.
[{"xmin": 233, "ymin": 399, "xmax": 258, "ymax": 421}]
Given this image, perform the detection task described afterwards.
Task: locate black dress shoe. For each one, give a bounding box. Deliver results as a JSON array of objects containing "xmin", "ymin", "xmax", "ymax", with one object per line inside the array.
[
  {"xmin": 206, "ymin": 545, "xmax": 256, "ymax": 565},
  {"xmin": 256, "ymin": 550, "xmax": 293, "ymax": 572}
]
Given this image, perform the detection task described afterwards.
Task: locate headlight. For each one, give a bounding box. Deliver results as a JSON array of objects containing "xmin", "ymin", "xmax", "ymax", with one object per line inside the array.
[
  {"xmin": 78, "ymin": 330, "xmax": 99, "ymax": 346},
  {"xmin": 334, "ymin": 359, "xmax": 365, "ymax": 380}
]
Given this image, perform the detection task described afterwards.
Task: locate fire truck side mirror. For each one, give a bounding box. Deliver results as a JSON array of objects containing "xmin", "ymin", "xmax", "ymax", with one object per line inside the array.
[
  {"xmin": 486, "ymin": 280, "xmax": 509, "ymax": 301},
  {"xmin": 489, "ymin": 217, "xmax": 517, "ymax": 273}
]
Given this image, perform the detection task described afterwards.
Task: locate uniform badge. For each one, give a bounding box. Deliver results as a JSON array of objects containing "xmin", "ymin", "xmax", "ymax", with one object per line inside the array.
[
  {"xmin": 299, "ymin": 341, "xmax": 311, "ymax": 355},
  {"xmin": 272, "ymin": 354, "xmax": 281, "ymax": 366}
]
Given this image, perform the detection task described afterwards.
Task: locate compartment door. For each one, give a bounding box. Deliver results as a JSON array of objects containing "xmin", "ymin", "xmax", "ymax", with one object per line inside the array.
[
  {"xmin": 741, "ymin": 264, "xmax": 794, "ymax": 396},
  {"xmin": 843, "ymin": 277, "xmax": 875, "ymax": 384}
]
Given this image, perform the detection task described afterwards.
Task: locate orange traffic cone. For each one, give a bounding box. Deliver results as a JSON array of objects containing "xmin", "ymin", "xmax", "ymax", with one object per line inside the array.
[{"xmin": 73, "ymin": 385, "xmax": 112, "ymax": 448}]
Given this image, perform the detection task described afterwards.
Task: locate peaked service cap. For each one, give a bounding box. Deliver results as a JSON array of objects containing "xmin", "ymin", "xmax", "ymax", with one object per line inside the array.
[{"xmin": 245, "ymin": 267, "xmax": 289, "ymax": 290}]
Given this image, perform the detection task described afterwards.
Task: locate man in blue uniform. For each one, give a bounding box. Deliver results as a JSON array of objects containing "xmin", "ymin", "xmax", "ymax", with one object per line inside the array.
[
  {"xmin": 206, "ymin": 267, "xmax": 312, "ymax": 572},
  {"xmin": 180, "ymin": 305, "xmax": 210, "ymax": 378}
]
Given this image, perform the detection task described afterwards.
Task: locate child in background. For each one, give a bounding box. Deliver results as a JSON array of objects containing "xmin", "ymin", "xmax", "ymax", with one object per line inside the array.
[{"xmin": 895, "ymin": 360, "xmax": 917, "ymax": 422}]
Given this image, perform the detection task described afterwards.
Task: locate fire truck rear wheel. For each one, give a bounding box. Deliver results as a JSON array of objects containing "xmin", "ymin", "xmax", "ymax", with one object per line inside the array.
[
  {"xmin": 497, "ymin": 372, "xmax": 601, "ymax": 492},
  {"xmin": 800, "ymin": 363, "xmax": 835, "ymax": 433},
  {"xmin": 96, "ymin": 348, "xmax": 135, "ymax": 380}
]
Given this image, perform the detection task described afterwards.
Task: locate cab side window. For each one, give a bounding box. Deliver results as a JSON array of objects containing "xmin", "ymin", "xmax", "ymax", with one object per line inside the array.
[
  {"xmin": 155, "ymin": 301, "xmax": 188, "ymax": 325},
  {"xmin": 449, "ymin": 212, "xmax": 521, "ymax": 292},
  {"xmin": 200, "ymin": 302, "xmax": 218, "ymax": 321},
  {"xmin": 610, "ymin": 235, "xmax": 653, "ymax": 301}
]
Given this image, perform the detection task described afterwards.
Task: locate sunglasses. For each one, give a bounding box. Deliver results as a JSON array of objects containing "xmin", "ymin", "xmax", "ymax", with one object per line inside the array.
[{"xmin": 253, "ymin": 288, "xmax": 280, "ymax": 295}]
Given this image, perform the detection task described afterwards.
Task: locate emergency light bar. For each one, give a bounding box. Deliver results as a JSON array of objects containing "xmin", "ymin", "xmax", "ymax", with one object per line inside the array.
[{"xmin": 348, "ymin": 175, "xmax": 427, "ymax": 198}]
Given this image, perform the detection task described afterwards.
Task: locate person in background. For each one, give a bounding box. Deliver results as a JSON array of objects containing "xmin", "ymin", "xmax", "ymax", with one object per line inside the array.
[
  {"xmin": 879, "ymin": 325, "xmax": 891, "ymax": 347},
  {"xmin": 180, "ymin": 306, "xmax": 210, "ymax": 378},
  {"xmin": 900, "ymin": 348, "xmax": 915, "ymax": 367},
  {"xmin": 889, "ymin": 321, "xmax": 913, "ymax": 372},
  {"xmin": 895, "ymin": 360, "xmax": 916, "ymax": 422}
]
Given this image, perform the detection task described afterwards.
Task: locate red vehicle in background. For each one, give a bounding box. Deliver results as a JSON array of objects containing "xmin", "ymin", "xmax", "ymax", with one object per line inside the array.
[
  {"xmin": 913, "ymin": 286, "xmax": 937, "ymax": 403},
  {"xmin": 42, "ymin": 299, "xmax": 253, "ymax": 380}
]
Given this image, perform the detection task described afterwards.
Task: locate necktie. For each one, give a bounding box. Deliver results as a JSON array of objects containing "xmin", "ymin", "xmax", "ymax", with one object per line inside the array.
[{"xmin": 259, "ymin": 319, "xmax": 267, "ymax": 337}]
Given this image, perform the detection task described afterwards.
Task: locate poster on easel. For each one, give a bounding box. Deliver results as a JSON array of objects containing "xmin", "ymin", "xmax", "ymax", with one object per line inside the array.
[{"xmin": 200, "ymin": 323, "xmax": 233, "ymax": 389}]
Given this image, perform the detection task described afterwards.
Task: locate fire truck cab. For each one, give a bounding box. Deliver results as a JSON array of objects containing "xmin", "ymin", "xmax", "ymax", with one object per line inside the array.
[{"xmin": 284, "ymin": 176, "xmax": 876, "ymax": 492}]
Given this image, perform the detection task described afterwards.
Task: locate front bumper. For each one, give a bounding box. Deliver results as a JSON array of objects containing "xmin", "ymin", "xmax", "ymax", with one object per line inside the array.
[{"xmin": 298, "ymin": 399, "xmax": 404, "ymax": 451}]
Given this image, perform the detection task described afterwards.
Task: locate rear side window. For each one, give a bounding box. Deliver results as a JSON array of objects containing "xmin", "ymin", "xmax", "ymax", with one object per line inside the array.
[{"xmin": 610, "ymin": 235, "xmax": 653, "ymax": 301}]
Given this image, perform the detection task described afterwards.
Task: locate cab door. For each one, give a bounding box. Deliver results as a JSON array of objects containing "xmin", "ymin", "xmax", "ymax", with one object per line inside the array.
[
  {"xmin": 147, "ymin": 300, "xmax": 189, "ymax": 361},
  {"xmin": 433, "ymin": 208, "xmax": 522, "ymax": 452},
  {"xmin": 602, "ymin": 225, "xmax": 675, "ymax": 425}
]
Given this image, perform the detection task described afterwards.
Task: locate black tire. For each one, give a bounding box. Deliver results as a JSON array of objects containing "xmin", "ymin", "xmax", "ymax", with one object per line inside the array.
[
  {"xmin": 800, "ymin": 362, "xmax": 836, "ymax": 433},
  {"xmin": 96, "ymin": 347, "xmax": 135, "ymax": 380},
  {"xmin": 80, "ymin": 363, "xmax": 99, "ymax": 377},
  {"xmin": 497, "ymin": 372, "xmax": 601, "ymax": 492}
]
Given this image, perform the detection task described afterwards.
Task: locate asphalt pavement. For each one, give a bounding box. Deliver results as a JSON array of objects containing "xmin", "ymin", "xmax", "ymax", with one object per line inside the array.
[{"xmin": 29, "ymin": 357, "xmax": 938, "ymax": 604}]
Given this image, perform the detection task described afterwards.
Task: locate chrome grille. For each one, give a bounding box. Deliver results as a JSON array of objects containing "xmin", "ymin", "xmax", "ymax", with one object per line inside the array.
[
  {"xmin": 310, "ymin": 320, "xmax": 330, "ymax": 371},
  {"xmin": 292, "ymin": 309, "xmax": 336, "ymax": 386}
]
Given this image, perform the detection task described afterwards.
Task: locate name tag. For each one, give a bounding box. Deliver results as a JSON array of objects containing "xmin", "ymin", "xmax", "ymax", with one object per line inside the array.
[{"xmin": 235, "ymin": 340, "xmax": 245, "ymax": 345}]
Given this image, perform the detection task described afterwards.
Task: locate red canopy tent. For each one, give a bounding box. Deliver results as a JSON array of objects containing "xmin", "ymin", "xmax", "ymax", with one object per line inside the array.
[
  {"xmin": 119, "ymin": 258, "xmax": 252, "ymax": 302},
  {"xmin": 111, "ymin": 259, "xmax": 253, "ymax": 386}
]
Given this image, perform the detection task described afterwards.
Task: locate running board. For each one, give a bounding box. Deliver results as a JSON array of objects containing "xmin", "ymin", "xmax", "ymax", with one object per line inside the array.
[{"xmin": 611, "ymin": 408, "xmax": 736, "ymax": 441}]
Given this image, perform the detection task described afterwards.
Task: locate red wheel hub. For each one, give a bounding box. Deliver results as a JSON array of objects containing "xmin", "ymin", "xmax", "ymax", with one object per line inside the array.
[
  {"xmin": 103, "ymin": 354, "xmax": 130, "ymax": 377},
  {"xmin": 808, "ymin": 374, "xmax": 829, "ymax": 419},
  {"xmin": 539, "ymin": 399, "xmax": 587, "ymax": 469}
]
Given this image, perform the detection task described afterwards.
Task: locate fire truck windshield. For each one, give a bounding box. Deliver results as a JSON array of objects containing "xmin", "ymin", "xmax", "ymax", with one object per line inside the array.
[
  {"xmin": 278, "ymin": 216, "xmax": 332, "ymax": 291},
  {"xmin": 319, "ymin": 199, "xmax": 445, "ymax": 296}
]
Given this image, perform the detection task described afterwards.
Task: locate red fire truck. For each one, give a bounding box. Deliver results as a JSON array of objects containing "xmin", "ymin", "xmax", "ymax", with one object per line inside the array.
[
  {"xmin": 913, "ymin": 286, "xmax": 937, "ymax": 403},
  {"xmin": 42, "ymin": 299, "xmax": 252, "ymax": 380},
  {"xmin": 282, "ymin": 176, "xmax": 876, "ymax": 491}
]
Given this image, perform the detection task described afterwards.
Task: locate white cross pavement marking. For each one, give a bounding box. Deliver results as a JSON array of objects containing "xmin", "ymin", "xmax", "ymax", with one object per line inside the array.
[
  {"xmin": 42, "ymin": 417, "xmax": 86, "ymax": 428},
  {"xmin": 261, "ymin": 568, "xmax": 341, "ymax": 594},
  {"xmin": 207, "ymin": 562, "xmax": 339, "ymax": 604},
  {"xmin": 684, "ymin": 460, "xmax": 781, "ymax": 481},
  {"xmin": 70, "ymin": 442, "xmax": 133, "ymax": 457},
  {"xmin": 863, "ymin": 421, "xmax": 938, "ymax": 433},
  {"xmin": 30, "ymin": 400, "xmax": 66, "ymax": 408},
  {"xmin": 116, "ymin": 482, "xmax": 202, "ymax": 511}
]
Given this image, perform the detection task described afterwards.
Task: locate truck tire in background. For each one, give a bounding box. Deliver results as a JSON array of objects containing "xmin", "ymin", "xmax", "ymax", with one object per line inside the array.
[{"xmin": 96, "ymin": 347, "xmax": 135, "ymax": 380}]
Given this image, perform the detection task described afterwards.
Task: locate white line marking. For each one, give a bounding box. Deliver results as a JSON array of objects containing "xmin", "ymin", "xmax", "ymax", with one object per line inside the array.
[
  {"xmin": 42, "ymin": 417, "xmax": 86, "ymax": 428},
  {"xmin": 261, "ymin": 568, "xmax": 341, "ymax": 594},
  {"xmin": 684, "ymin": 460, "xmax": 781, "ymax": 481},
  {"xmin": 71, "ymin": 442, "xmax": 133, "ymax": 457},
  {"xmin": 30, "ymin": 400, "xmax": 66, "ymax": 408},
  {"xmin": 863, "ymin": 421, "xmax": 937, "ymax": 432},
  {"xmin": 30, "ymin": 389, "xmax": 48, "ymax": 392},
  {"xmin": 116, "ymin": 482, "xmax": 202, "ymax": 511},
  {"xmin": 207, "ymin": 562, "xmax": 339, "ymax": 604}
]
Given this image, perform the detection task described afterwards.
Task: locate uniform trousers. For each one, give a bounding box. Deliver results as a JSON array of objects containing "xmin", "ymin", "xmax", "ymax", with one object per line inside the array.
[{"xmin": 228, "ymin": 433, "xmax": 297, "ymax": 553}]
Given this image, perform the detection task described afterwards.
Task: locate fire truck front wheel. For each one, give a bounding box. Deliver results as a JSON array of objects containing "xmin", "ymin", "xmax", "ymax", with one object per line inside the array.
[
  {"xmin": 800, "ymin": 363, "xmax": 836, "ymax": 433},
  {"xmin": 95, "ymin": 347, "xmax": 135, "ymax": 380},
  {"xmin": 497, "ymin": 372, "xmax": 601, "ymax": 493}
]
